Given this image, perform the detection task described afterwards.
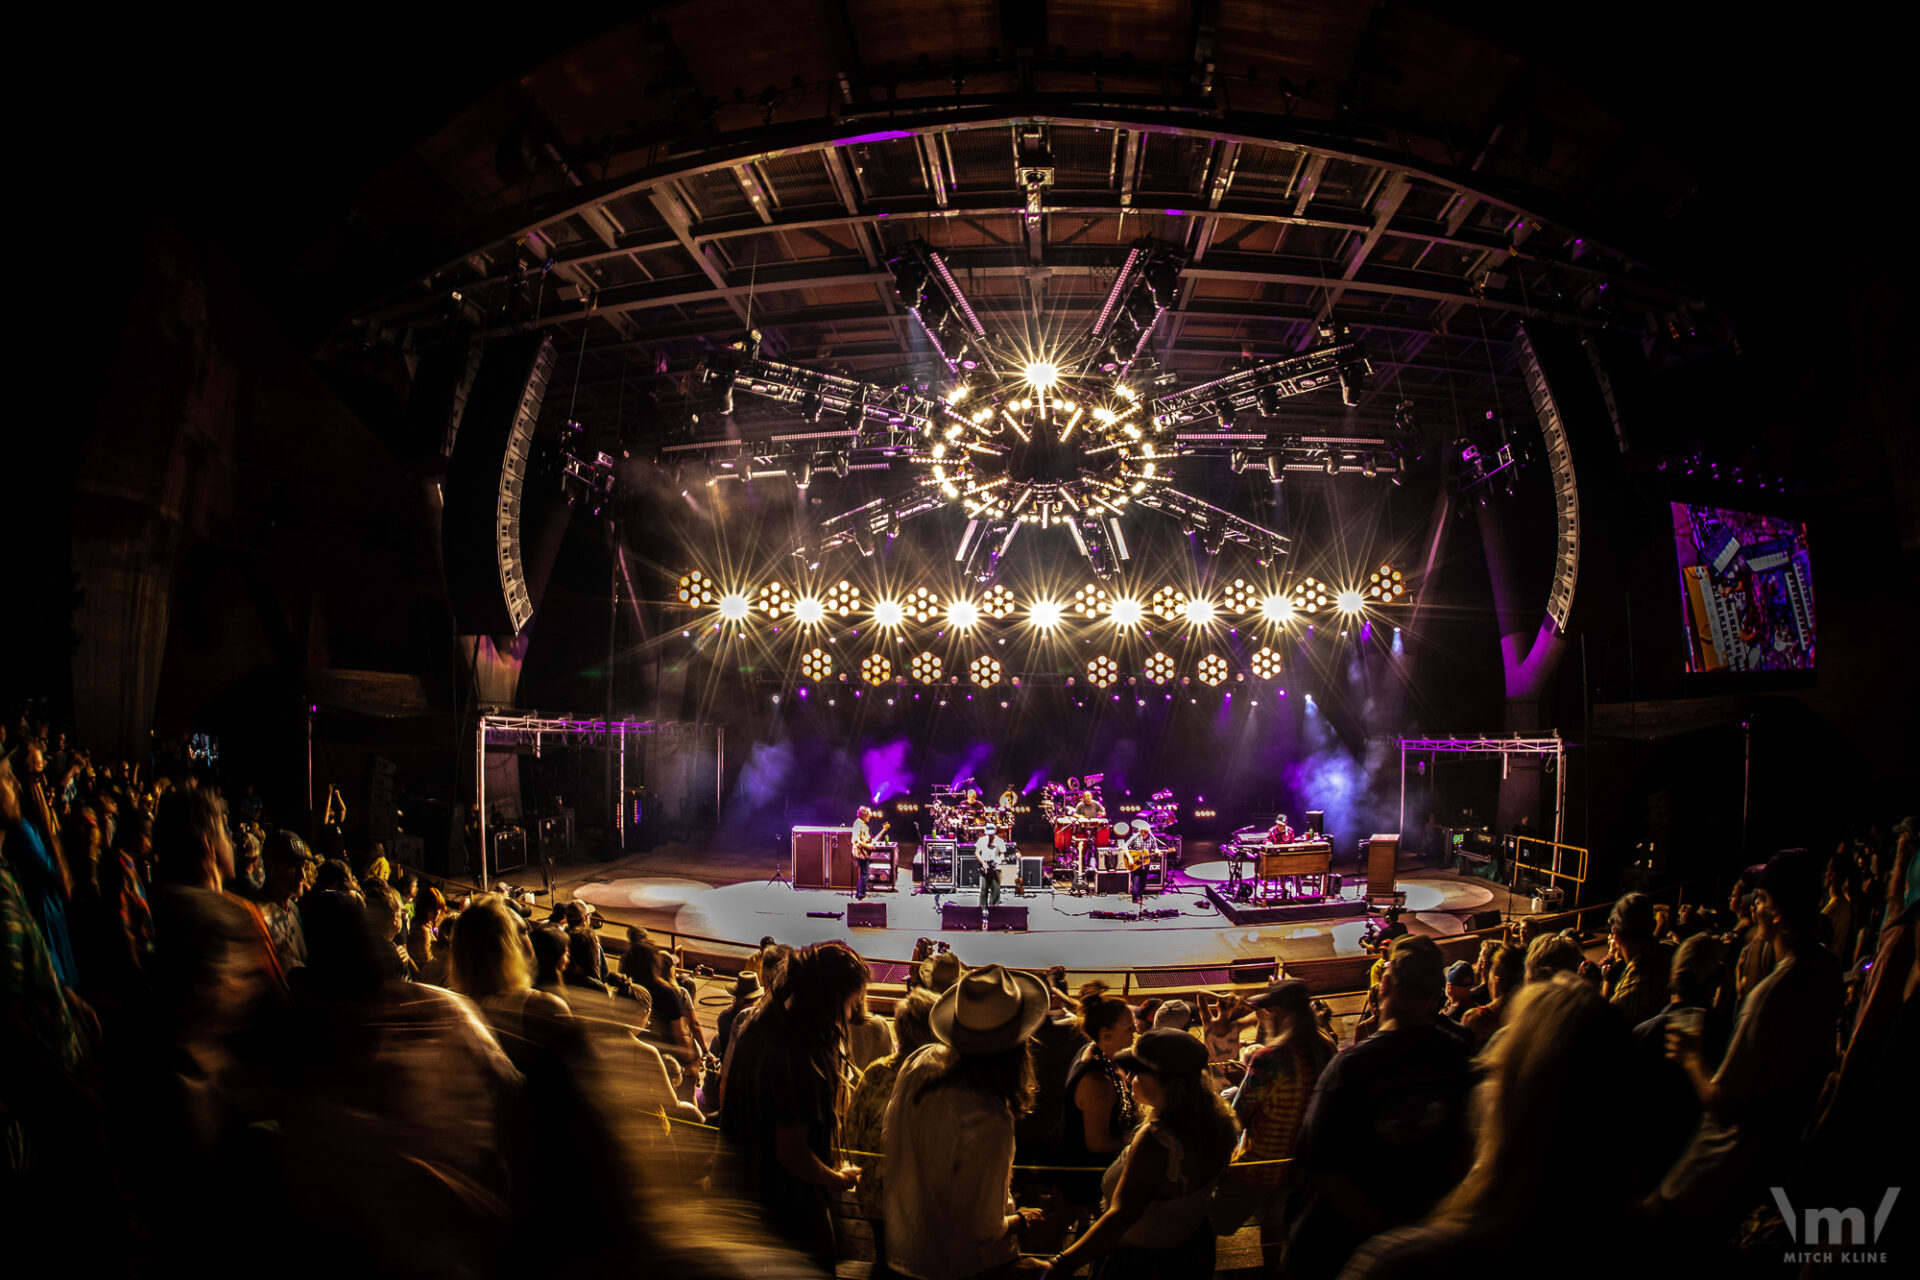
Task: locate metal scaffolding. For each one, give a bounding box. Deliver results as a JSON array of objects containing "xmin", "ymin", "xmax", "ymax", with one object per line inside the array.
[
  {"xmin": 1397, "ymin": 732, "xmax": 1571, "ymax": 883},
  {"xmin": 475, "ymin": 712, "xmax": 671, "ymax": 890}
]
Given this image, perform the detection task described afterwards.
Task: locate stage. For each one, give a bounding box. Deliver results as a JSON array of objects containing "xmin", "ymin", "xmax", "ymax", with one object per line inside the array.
[{"xmin": 542, "ymin": 840, "xmax": 1514, "ymax": 972}]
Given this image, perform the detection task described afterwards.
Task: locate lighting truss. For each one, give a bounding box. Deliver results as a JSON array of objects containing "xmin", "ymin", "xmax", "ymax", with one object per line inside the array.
[{"xmin": 664, "ymin": 251, "xmax": 1389, "ymax": 580}]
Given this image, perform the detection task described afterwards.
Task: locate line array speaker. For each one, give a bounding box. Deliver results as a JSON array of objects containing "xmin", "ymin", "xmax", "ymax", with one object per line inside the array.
[{"xmin": 442, "ymin": 332, "xmax": 554, "ymax": 635}]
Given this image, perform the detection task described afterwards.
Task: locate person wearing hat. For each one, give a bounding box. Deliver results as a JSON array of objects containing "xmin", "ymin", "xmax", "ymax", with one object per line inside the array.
[
  {"xmin": 1283, "ymin": 937, "xmax": 1474, "ymax": 1279},
  {"xmin": 1441, "ymin": 962, "xmax": 1476, "ymax": 1022},
  {"xmin": 1040, "ymin": 1029, "xmax": 1238, "ymax": 1280},
  {"xmin": 883, "ymin": 964, "xmax": 1049, "ymax": 1280},
  {"xmin": 1207, "ymin": 980, "xmax": 1334, "ymax": 1259},
  {"xmin": 914, "ymin": 947, "xmax": 964, "ymax": 994},
  {"xmin": 1150, "ymin": 998, "xmax": 1194, "ymax": 1032},
  {"xmin": 1656, "ymin": 848, "xmax": 1843, "ymax": 1228}
]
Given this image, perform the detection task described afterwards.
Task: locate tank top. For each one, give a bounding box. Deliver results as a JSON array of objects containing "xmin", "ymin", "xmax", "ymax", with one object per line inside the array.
[{"xmin": 1099, "ymin": 1122, "xmax": 1221, "ymax": 1247}]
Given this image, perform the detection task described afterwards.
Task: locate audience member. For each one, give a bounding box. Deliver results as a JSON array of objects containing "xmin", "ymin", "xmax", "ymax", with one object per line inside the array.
[
  {"xmin": 1211, "ymin": 979, "xmax": 1336, "ymax": 1268},
  {"xmin": 1054, "ymin": 987, "xmax": 1139, "ymax": 1211},
  {"xmin": 1046, "ymin": 1028, "xmax": 1239, "ymax": 1279},
  {"xmin": 845, "ymin": 986, "xmax": 939, "ymax": 1276},
  {"xmin": 719, "ymin": 939, "xmax": 870, "ymax": 1265},
  {"xmin": 1340, "ymin": 975, "xmax": 1653, "ymax": 1279},
  {"xmin": 1460, "ymin": 943, "xmax": 1525, "ymax": 1051},
  {"xmin": 1282, "ymin": 936, "xmax": 1474, "ymax": 1280},
  {"xmin": 1602, "ymin": 892, "xmax": 1671, "ymax": 1028},
  {"xmin": 1522, "ymin": 932, "xmax": 1583, "ymax": 984},
  {"xmin": 1653, "ymin": 848, "xmax": 1843, "ymax": 1233},
  {"xmin": 883, "ymin": 964, "xmax": 1047, "ymax": 1280},
  {"xmin": 1440, "ymin": 962, "xmax": 1475, "ymax": 1021},
  {"xmin": 1019, "ymin": 968, "xmax": 1091, "ymax": 1162},
  {"xmin": 257, "ymin": 829, "xmax": 314, "ymax": 971}
]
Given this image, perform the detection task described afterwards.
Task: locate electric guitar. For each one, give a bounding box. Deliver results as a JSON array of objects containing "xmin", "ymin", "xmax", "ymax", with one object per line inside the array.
[
  {"xmin": 854, "ymin": 822, "xmax": 889, "ymax": 861},
  {"xmin": 975, "ymin": 837, "xmax": 1007, "ymax": 873}
]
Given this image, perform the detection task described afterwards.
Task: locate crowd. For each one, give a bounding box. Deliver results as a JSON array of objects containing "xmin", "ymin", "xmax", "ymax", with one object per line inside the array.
[{"xmin": 3, "ymin": 706, "xmax": 1917, "ymax": 1279}]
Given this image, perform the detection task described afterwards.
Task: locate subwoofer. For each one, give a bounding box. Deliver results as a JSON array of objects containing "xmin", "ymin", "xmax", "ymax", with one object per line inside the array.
[
  {"xmin": 940, "ymin": 902, "xmax": 982, "ymax": 931},
  {"xmin": 985, "ymin": 905, "xmax": 1028, "ymax": 932},
  {"xmin": 847, "ymin": 902, "xmax": 888, "ymax": 928}
]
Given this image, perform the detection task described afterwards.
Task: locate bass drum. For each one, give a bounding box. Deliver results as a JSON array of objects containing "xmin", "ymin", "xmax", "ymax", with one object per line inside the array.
[{"xmin": 1094, "ymin": 824, "xmax": 1113, "ymax": 848}]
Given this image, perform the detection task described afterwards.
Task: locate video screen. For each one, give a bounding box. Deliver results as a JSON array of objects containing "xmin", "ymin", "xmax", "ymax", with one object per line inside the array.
[{"xmin": 1671, "ymin": 503, "xmax": 1814, "ymax": 673}]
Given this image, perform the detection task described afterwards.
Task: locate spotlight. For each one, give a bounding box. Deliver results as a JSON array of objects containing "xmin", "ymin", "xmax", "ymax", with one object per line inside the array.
[
  {"xmin": 1143, "ymin": 652, "xmax": 1176, "ymax": 683},
  {"xmin": 1198, "ymin": 654, "xmax": 1229, "ymax": 686},
  {"xmin": 1220, "ymin": 579, "xmax": 1256, "ymax": 613},
  {"xmin": 1203, "ymin": 526, "xmax": 1228, "ymax": 556},
  {"xmin": 1150, "ymin": 585, "xmax": 1187, "ymax": 620},
  {"xmin": 904, "ymin": 586, "xmax": 940, "ymax": 623},
  {"xmin": 1367, "ymin": 564, "xmax": 1406, "ymax": 601},
  {"xmin": 1250, "ymin": 646, "xmax": 1283, "ymax": 679},
  {"xmin": 793, "ymin": 596, "xmax": 826, "ymax": 625},
  {"xmin": 825, "ymin": 580, "xmax": 862, "ymax": 616},
  {"xmin": 947, "ymin": 598, "xmax": 980, "ymax": 629},
  {"xmin": 1255, "ymin": 385, "xmax": 1283, "ymax": 417},
  {"xmin": 1182, "ymin": 597, "xmax": 1216, "ymax": 627},
  {"xmin": 982, "ymin": 584, "xmax": 1017, "ymax": 618},
  {"xmin": 1108, "ymin": 597, "xmax": 1144, "ymax": 628},
  {"xmin": 970, "ymin": 654, "xmax": 1003, "ymax": 684},
  {"xmin": 1336, "ymin": 590, "xmax": 1365, "ymax": 614},
  {"xmin": 757, "ymin": 582, "xmax": 792, "ymax": 616},
  {"xmin": 676, "ymin": 570, "xmax": 717, "ymax": 607},
  {"xmin": 800, "ymin": 648, "xmax": 835, "ymax": 681},
  {"xmin": 1290, "ymin": 576, "xmax": 1329, "ymax": 614},
  {"xmin": 718, "ymin": 593, "xmax": 751, "ymax": 622},
  {"xmin": 1072, "ymin": 584, "xmax": 1110, "ymax": 617},
  {"xmin": 861, "ymin": 653, "xmax": 893, "ymax": 685},
  {"xmin": 1230, "ymin": 450, "xmax": 1249, "ymax": 475},
  {"xmin": 1023, "ymin": 359, "xmax": 1061, "ymax": 392},
  {"xmin": 853, "ymin": 524, "xmax": 876, "ymax": 557},
  {"xmin": 1086, "ymin": 655, "xmax": 1118, "ymax": 687},
  {"xmin": 1216, "ymin": 400, "xmax": 1236, "ymax": 429},
  {"xmin": 1029, "ymin": 599, "xmax": 1063, "ymax": 630},
  {"xmin": 909, "ymin": 651, "xmax": 945, "ymax": 683},
  {"xmin": 1259, "ymin": 594, "xmax": 1294, "ymax": 626}
]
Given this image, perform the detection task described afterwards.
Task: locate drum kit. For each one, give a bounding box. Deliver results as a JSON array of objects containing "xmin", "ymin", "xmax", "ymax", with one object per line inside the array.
[{"xmin": 928, "ymin": 778, "xmax": 1008, "ymax": 843}]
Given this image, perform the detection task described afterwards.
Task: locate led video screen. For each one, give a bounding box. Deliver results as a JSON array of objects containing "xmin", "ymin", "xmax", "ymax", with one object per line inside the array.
[{"xmin": 1671, "ymin": 503, "xmax": 1814, "ymax": 674}]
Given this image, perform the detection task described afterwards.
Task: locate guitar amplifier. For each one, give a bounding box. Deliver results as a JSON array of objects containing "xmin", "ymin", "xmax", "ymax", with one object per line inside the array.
[
  {"xmin": 1095, "ymin": 869, "xmax": 1131, "ymax": 895},
  {"xmin": 791, "ymin": 826, "xmax": 852, "ymax": 889},
  {"xmin": 1018, "ymin": 856, "xmax": 1044, "ymax": 889},
  {"xmin": 490, "ymin": 827, "xmax": 527, "ymax": 874}
]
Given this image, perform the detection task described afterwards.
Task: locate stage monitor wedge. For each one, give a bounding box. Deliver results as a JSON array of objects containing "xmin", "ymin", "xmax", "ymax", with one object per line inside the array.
[{"xmin": 442, "ymin": 332, "xmax": 555, "ymax": 636}]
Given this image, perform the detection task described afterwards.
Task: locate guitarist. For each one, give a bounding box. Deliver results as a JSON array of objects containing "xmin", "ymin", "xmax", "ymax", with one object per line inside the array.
[
  {"xmin": 974, "ymin": 824, "xmax": 1009, "ymax": 909},
  {"xmin": 852, "ymin": 806, "xmax": 889, "ymax": 899},
  {"xmin": 1121, "ymin": 825, "xmax": 1156, "ymax": 905}
]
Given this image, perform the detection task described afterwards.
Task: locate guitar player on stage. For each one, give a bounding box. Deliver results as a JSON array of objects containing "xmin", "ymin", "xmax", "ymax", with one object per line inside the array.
[
  {"xmin": 1121, "ymin": 825, "xmax": 1155, "ymax": 905},
  {"xmin": 974, "ymin": 824, "xmax": 1009, "ymax": 909},
  {"xmin": 852, "ymin": 806, "xmax": 886, "ymax": 900}
]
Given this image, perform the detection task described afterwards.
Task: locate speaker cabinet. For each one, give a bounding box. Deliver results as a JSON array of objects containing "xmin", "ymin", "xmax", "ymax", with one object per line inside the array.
[
  {"xmin": 791, "ymin": 827, "xmax": 852, "ymax": 889},
  {"xmin": 1017, "ymin": 856, "xmax": 1044, "ymax": 888},
  {"xmin": 986, "ymin": 905, "xmax": 1028, "ymax": 932},
  {"xmin": 957, "ymin": 856, "xmax": 982, "ymax": 889},
  {"xmin": 442, "ymin": 332, "xmax": 554, "ymax": 636},
  {"xmin": 848, "ymin": 902, "xmax": 888, "ymax": 928},
  {"xmin": 941, "ymin": 903, "xmax": 982, "ymax": 931},
  {"xmin": 1469, "ymin": 910, "xmax": 1505, "ymax": 932},
  {"xmin": 1095, "ymin": 869, "xmax": 1131, "ymax": 895}
]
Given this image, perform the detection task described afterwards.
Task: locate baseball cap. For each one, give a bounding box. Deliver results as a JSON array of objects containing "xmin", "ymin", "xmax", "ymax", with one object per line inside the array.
[
  {"xmin": 1446, "ymin": 961, "xmax": 1475, "ymax": 987},
  {"xmin": 1151, "ymin": 999, "xmax": 1194, "ymax": 1030}
]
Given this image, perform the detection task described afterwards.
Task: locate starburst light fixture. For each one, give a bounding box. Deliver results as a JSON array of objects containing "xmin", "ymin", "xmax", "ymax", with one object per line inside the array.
[
  {"xmin": 1198, "ymin": 654, "xmax": 1230, "ymax": 686},
  {"xmin": 1108, "ymin": 596, "xmax": 1144, "ymax": 628},
  {"xmin": 970, "ymin": 655, "xmax": 1002, "ymax": 685},
  {"xmin": 947, "ymin": 598, "xmax": 980, "ymax": 629},
  {"xmin": 1143, "ymin": 652, "xmax": 1177, "ymax": 683},
  {"xmin": 861, "ymin": 653, "xmax": 893, "ymax": 685}
]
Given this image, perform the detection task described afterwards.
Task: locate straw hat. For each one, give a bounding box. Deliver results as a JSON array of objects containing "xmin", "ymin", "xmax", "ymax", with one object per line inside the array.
[
  {"xmin": 930, "ymin": 964, "xmax": 1049, "ymax": 1053},
  {"xmin": 917, "ymin": 949, "xmax": 964, "ymax": 992}
]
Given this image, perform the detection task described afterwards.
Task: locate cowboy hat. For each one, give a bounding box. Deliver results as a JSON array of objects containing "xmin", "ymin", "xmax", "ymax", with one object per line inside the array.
[
  {"xmin": 930, "ymin": 964, "xmax": 1050, "ymax": 1054},
  {"xmin": 1112, "ymin": 1028, "xmax": 1209, "ymax": 1079},
  {"xmin": 916, "ymin": 949, "xmax": 964, "ymax": 992}
]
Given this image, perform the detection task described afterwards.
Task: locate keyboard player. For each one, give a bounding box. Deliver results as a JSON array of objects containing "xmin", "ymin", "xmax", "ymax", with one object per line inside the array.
[{"xmin": 1266, "ymin": 814, "xmax": 1296, "ymax": 845}]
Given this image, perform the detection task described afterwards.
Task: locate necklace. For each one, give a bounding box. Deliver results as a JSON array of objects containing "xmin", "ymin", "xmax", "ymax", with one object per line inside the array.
[{"xmin": 1091, "ymin": 1044, "xmax": 1136, "ymax": 1131}]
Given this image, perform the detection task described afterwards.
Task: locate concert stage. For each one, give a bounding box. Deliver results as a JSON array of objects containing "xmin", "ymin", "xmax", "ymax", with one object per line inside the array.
[{"xmin": 550, "ymin": 843, "xmax": 1507, "ymax": 972}]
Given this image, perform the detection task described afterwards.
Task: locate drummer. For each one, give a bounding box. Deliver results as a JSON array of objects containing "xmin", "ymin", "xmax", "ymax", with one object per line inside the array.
[
  {"xmin": 1074, "ymin": 790, "xmax": 1105, "ymax": 822},
  {"xmin": 1074, "ymin": 790, "xmax": 1109, "ymax": 870}
]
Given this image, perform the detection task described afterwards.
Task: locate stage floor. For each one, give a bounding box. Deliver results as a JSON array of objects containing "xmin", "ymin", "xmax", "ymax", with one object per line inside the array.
[{"xmin": 547, "ymin": 842, "xmax": 1509, "ymax": 970}]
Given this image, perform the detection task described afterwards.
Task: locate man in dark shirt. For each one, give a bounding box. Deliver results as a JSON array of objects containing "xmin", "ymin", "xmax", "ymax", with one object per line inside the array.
[{"xmin": 1283, "ymin": 936, "xmax": 1474, "ymax": 1280}]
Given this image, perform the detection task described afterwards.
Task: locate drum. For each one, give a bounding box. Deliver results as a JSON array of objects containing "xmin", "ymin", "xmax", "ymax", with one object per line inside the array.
[
  {"xmin": 1054, "ymin": 825, "xmax": 1073, "ymax": 853},
  {"xmin": 1094, "ymin": 824, "xmax": 1113, "ymax": 848}
]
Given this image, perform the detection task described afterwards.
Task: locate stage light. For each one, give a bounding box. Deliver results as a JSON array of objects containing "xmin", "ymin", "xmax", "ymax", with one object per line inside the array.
[
  {"xmin": 1220, "ymin": 579, "xmax": 1256, "ymax": 613},
  {"xmin": 758, "ymin": 582, "xmax": 792, "ymax": 616},
  {"xmin": 1143, "ymin": 652, "xmax": 1176, "ymax": 683},
  {"xmin": 905, "ymin": 586, "xmax": 941, "ymax": 623},
  {"xmin": 1259, "ymin": 594, "xmax": 1295, "ymax": 626},
  {"xmin": 1198, "ymin": 654, "xmax": 1229, "ymax": 686},
  {"xmin": 676, "ymin": 570, "xmax": 716, "ymax": 607},
  {"xmin": 982, "ymin": 583, "xmax": 1017, "ymax": 618},
  {"xmin": 1087, "ymin": 655, "xmax": 1118, "ymax": 687},
  {"xmin": 1182, "ymin": 597, "xmax": 1216, "ymax": 627},
  {"xmin": 947, "ymin": 598, "xmax": 980, "ymax": 629},
  {"xmin": 800, "ymin": 648, "xmax": 835, "ymax": 681},
  {"xmin": 1023, "ymin": 359, "xmax": 1061, "ymax": 392},
  {"xmin": 1150, "ymin": 585, "xmax": 1187, "ymax": 620},
  {"xmin": 861, "ymin": 653, "xmax": 893, "ymax": 685},
  {"xmin": 826, "ymin": 580, "xmax": 862, "ymax": 616},
  {"xmin": 969, "ymin": 654, "xmax": 1002, "ymax": 685},
  {"xmin": 793, "ymin": 596, "xmax": 825, "ymax": 625},
  {"xmin": 1072, "ymin": 584, "xmax": 1110, "ymax": 617},
  {"xmin": 1336, "ymin": 590, "xmax": 1365, "ymax": 615},
  {"xmin": 1291, "ymin": 576, "xmax": 1330, "ymax": 614},
  {"xmin": 1367, "ymin": 564, "xmax": 1406, "ymax": 601},
  {"xmin": 718, "ymin": 593, "xmax": 751, "ymax": 622},
  {"xmin": 1029, "ymin": 599, "xmax": 1064, "ymax": 630},
  {"xmin": 873, "ymin": 599, "xmax": 905, "ymax": 628},
  {"xmin": 1250, "ymin": 646, "xmax": 1283, "ymax": 680},
  {"xmin": 909, "ymin": 651, "xmax": 945, "ymax": 683},
  {"xmin": 1108, "ymin": 597, "xmax": 1144, "ymax": 628}
]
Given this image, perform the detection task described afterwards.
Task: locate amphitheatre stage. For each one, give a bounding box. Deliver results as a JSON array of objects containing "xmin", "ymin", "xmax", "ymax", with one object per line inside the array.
[{"xmin": 540, "ymin": 840, "xmax": 1515, "ymax": 975}]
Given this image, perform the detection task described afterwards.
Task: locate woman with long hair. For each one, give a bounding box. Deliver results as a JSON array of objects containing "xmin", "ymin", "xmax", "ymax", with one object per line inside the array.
[
  {"xmin": 1209, "ymin": 979, "xmax": 1334, "ymax": 1266},
  {"xmin": 1043, "ymin": 1029, "xmax": 1239, "ymax": 1280},
  {"xmin": 1461, "ymin": 943, "xmax": 1526, "ymax": 1052},
  {"xmin": 1340, "ymin": 974, "xmax": 1648, "ymax": 1278},
  {"xmin": 718, "ymin": 939, "xmax": 871, "ymax": 1265},
  {"xmin": 1053, "ymin": 988, "xmax": 1139, "ymax": 1212},
  {"xmin": 884, "ymin": 964, "xmax": 1049, "ymax": 1280},
  {"xmin": 845, "ymin": 987, "xmax": 939, "ymax": 1279}
]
